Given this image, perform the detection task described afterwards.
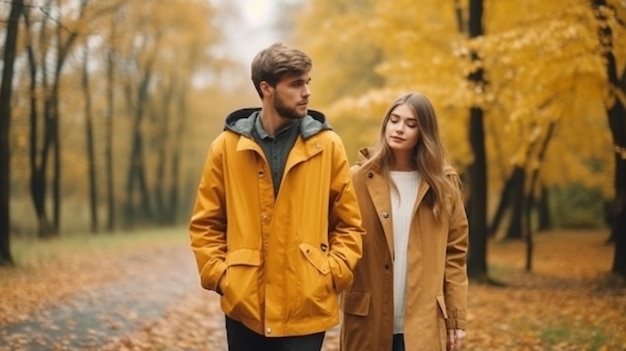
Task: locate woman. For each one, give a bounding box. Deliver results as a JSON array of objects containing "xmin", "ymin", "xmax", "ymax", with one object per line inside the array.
[{"xmin": 340, "ymin": 92, "xmax": 469, "ymax": 351}]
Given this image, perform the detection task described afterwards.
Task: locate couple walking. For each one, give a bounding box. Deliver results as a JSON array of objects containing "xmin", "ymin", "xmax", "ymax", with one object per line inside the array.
[{"xmin": 188, "ymin": 42, "xmax": 469, "ymax": 351}]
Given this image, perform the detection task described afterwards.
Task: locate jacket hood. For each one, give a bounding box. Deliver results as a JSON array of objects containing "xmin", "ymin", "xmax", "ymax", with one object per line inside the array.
[
  {"xmin": 223, "ymin": 108, "xmax": 331, "ymax": 140},
  {"xmin": 355, "ymin": 147, "xmax": 457, "ymax": 175}
]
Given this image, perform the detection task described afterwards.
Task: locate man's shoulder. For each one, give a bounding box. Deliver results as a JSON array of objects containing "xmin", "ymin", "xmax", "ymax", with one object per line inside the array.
[
  {"xmin": 313, "ymin": 128, "xmax": 343, "ymax": 144},
  {"xmin": 209, "ymin": 130, "xmax": 240, "ymax": 149}
]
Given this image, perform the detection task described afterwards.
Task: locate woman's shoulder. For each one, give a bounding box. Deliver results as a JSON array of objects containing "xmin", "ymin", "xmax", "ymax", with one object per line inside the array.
[
  {"xmin": 350, "ymin": 163, "xmax": 364, "ymax": 177},
  {"xmin": 350, "ymin": 161, "xmax": 382, "ymax": 183}
]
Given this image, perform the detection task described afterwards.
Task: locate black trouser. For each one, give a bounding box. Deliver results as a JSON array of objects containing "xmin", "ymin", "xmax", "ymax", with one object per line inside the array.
[
  {"xmin": 225, "ymin": 315, "xmax": 326, "ymax": 351},
  {"xmin": 393, "ymin": 334, "xmax": 405, "ymax": 351}
]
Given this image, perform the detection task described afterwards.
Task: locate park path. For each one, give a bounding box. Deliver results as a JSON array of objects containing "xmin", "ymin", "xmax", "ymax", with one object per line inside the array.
[
  {"xmin": 0, "ymin": 243, "xmax": 340, "ymax": 351},
  {"xmin": 0, "ymin": 244, "xmax": 200, "ymax": 350}
]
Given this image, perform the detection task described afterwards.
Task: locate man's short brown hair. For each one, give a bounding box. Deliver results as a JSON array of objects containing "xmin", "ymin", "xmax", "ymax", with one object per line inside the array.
[{"xmin": 251, "ymin": 42, "xmax": 312, "ymax": 98}]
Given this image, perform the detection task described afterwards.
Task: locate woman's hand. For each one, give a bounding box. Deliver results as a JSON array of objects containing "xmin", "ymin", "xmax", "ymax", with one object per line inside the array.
[{"xmin": 447, "ymin": 329, "xmax": 466, "ymax": 351}]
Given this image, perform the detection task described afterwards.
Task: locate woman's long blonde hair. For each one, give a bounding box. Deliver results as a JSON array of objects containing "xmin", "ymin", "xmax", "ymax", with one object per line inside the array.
[{"xmin": 363, "ymin": 92, "xmax": 462, "ymax": 220}]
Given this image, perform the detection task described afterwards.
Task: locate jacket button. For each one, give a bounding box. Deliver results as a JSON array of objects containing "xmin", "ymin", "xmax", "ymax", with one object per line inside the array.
[
  {"xmin": 258, "ymin": 171, "xmax": 264, "ymax": 178},
  {"xmin": 382, "ymin": 212, "xmax": 389, "ymax": 218},
  {"xmin": 266, "ymin": 327, "xmax": 272, "ymax": 334},
  {"xmin": 367, "ymin": 172, "xmax": 373, "ymax": 178},
  {"xmin": 316, "ymin": 143, "xmax": 321, "ymax": 149},
  {"xmin": 385, "ymin": 264, "xmax": 390, "ymax": 270}
]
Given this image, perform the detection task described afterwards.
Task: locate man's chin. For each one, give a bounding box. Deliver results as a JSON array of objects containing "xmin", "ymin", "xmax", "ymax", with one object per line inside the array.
[
  {"xmin": 291, "ymin": 110, "xmax": 308, "ymax": 119},
  {"xmin": 276, "ymin": 106, "xmax": 307, "ymax": 120},
  {"xmin": 297, "ymin": 107, "xmax": 308, "ymax": 118}
]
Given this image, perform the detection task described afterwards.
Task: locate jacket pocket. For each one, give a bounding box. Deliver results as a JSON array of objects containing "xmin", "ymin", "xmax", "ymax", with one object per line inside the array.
[
  {"xmin": 226, "ymin": 248, "xmax": 261, "ymax": 267},
  {"xmin": 342, "ymin": 291, "xmax": 370, "ymax": 316},
  {"xmin": 222, "ymin": 249, "xmax": 261, "ymax": 298},
  {"xmin": 299, "ymin": 243, "xmax": 330, "ymax": 274},
  {"xmin": 221, "ymin": 249, "xmax": 262, "ymax": 320},
  {"xmin": 436, "ymin": 295, "xmax": 449, "ymax": 319}
]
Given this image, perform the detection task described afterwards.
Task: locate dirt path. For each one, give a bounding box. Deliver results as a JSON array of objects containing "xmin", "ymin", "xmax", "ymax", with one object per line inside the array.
[
  {"xmin": 0, "ymin": 243, "xmax": 340, "ymax": 351},
  {"xmin": 0, "ymin": 245, "xmax": 201, "ymax": 350}
]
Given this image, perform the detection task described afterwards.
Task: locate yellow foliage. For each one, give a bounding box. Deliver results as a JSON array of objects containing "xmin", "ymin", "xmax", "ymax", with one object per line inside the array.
[
  {"xmin": 293, "ymin": 0, "xmax": 619, "ymax": 199},
  {"xmin": 294, "ymin": 0, "xmax": 385, "ymax": 107}
]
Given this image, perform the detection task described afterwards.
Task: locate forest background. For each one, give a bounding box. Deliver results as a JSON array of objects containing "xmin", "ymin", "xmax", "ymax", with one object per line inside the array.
[
  {"xmin": 1, "ymin": 0, "xmax": 625, "ymax": 277},
  {"xmin": 1, "ymin": 0, "xmax": 626, "ymax": 349}
]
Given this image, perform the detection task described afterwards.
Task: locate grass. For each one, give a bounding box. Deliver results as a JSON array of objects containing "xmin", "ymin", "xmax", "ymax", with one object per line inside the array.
[
  {"xmin": 540, "ymin": 323, "xmax": 609, "ymax": 350},
  {"xmin": 7, "ymin": 226, "xmax": 187, "ymax": 268}
]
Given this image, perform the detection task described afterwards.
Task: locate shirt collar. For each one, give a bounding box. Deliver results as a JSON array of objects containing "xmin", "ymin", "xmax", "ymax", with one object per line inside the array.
[{"xmin": 254, "ymin": 112, "xmax": 299, "ymax": 139}]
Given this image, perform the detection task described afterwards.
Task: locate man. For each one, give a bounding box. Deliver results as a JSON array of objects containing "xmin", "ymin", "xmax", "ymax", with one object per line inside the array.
[{"xmin": 189, "ymin": 42, "xmax": 365, "ymax": 351}]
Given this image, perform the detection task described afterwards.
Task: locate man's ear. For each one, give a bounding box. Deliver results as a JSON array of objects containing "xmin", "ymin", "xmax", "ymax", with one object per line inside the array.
[{"xmin": 260, "ymin": 81, "xmax": 273, "ymax": 97}]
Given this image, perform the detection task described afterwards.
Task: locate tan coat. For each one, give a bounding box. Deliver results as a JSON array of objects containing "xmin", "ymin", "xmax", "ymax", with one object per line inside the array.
[
  {"xmin": 189, "ymin": 109, "xmax": 364, "ymax": 338},
  {"xmin": 340, "ymin": 149, "xmax": 468, "ymax": 351}
]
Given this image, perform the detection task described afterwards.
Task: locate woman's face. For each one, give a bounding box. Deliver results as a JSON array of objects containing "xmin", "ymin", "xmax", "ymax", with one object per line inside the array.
[{"xmin": 385, "ymin": 103, "xmax": 420, "ymax": 155}]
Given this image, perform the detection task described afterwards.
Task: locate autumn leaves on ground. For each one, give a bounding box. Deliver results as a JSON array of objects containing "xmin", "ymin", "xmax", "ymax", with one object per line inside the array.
[{"xmin": 1, "ymin": 228, "xmax": 625, "ymax": 351}]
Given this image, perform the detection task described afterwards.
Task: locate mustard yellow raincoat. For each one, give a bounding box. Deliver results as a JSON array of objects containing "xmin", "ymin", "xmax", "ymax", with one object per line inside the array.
[{"xmin": 189, "ymin": 108, "xmax": 364, "ymax": 338}]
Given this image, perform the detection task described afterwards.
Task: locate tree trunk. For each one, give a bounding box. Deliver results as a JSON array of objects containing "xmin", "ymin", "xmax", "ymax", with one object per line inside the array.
[
  {"xmin": 537, "ymin": 185, "xmax": 552, "ymax": 231},
  {"xmin": 592, "ymin": 0, "xmax": 626, "ymax": 277},
  {"xmin": 124, "ymin": 68, "xmax": 154, "ymax": 227},
  {"xmin": 168, "ymin": 87, "xmax": 188, "ymax": 224},
  {"xmin": 467, "ymin": 106, "xmax": 489, "ymax": 281},
  {"xmin": 105, "ymin": 17, "xmax": 117, "ymax": 232},
  {"xmin": 524, "ymin": 121, "xmax": 556, "ymax": 271},
  {"xmin": 604, "ymin": 199, "xmax": 615, "ymax": 243},
  {"xmin": 24, "ymin": 8, "xmax": 53, "ymax": 238},
  {"xmin": 0, "ymin": 0, "xmax": 24, "ymax": 266},
  {"xmin": 82, "ymin": 46, "xmax": 98, "ymax": 233},
  {"xmin": 49, "ymin": 0, "xmax": 87, "ymax": 234},
  {"xmin": 153, "ymin": 87, "xmax": 174, "ymax": 223},
  {"xmin": 489, "ymin": 167, "xmax": 518, "ymax": 237},
  {"xmin": 124, "ymin": 134, "xmax": 139, "ymax": 227},
  {"xmin": 609, "ymin": 104, "xmax": 626, "ymax": 275},
  {"xmin": 503, "ymin": 168, "xmax": 525, "ymax": 240},
  {"xmin": 50, "ymin": 95, "xmax": 60, "ymax": 235},
  {"xmin": 465, "ymin": 0, "xmax": 489, "ymax": 282},
  {"xmin": 51, "ymin": 14, "xmax": 63, "ymax": 235}
]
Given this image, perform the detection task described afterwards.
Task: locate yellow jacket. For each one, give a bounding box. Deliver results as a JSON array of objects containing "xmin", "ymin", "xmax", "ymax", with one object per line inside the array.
[{"xmin": 189, "ymin": 108, "xmax": 364, "ymax": 337}]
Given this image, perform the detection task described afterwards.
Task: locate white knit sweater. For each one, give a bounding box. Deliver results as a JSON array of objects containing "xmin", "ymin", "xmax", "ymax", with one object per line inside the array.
[{"xmin": 389, "ymin": 170, "xmax": 420, "ymax": 334}]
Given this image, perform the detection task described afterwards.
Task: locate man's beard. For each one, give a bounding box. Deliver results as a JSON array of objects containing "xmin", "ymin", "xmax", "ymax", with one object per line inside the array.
[{"xmin": 273, "ymin": 94, "xmax": 306, "ymax": 120}]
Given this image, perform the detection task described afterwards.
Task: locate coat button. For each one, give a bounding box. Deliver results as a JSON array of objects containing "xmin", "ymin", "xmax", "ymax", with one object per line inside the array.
[
  {"xmin": 316, "ymin": 143, "xmax": 321, "ymax": 149},
  {"xmin": 266, "ymin": 327, "xmax": 272, "ymax": 334},
  {"xmin": 385, "ymin": 264, "xmax": 390, "ymax": 270},
  {"xmin": 382, "ymin": 212, "xmax": 389, "ymax": 218},
  {"xmin": 258, "ymin": 171, "xmax": 264, "ymax": 178}
]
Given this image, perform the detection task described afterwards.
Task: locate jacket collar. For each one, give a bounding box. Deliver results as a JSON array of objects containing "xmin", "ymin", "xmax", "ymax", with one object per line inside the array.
[{"xmin": 224, "ymin": 108, "xmax": 331, "ymax": 140}]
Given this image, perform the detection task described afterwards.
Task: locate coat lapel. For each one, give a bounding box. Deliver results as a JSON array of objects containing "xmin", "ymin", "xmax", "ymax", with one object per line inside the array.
[
  {"xmin": 412, "ymin": 178, "xmax": 430, "ymax": 216},
  {"xmin": 365, "ymin": 171, "xmax": 395, "ymax": 260}
]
